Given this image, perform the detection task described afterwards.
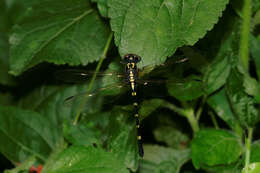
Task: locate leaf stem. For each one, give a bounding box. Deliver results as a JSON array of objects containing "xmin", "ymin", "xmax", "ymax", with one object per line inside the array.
[
  {"xmin": 73, "ymin": 32, "xmax": 113, "ymax": 125},
  {"xmin": 240, "ymin": 0, "xmax": 251, "ymax": 71},
  {"xmin": 244, "ymin": 127, "xmax": 253, "ymax": 173}
]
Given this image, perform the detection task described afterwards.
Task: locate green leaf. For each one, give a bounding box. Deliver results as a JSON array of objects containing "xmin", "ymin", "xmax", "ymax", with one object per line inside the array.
[
  {"xmin": 108, "ymin": 0, "xmax": 229, "ymax": 67},
  {"xmin": 139, "ymin": 145, "xmax": 190, "ymax": 173},
  {"xmin": 91, "ymin": 0, "xmax": 108, "ymax": 17},
  {"xmin": 153, "ymin": 126, "xmax": 189, "ymax": 150},
  {"xmin": 106, "ymin": 106, "xmax": 139, "ymax": 172},
  {"xmin": 0, "ymin": 105, "xmax": 56, "ymax": 163},
  {"xmin": 9, "ymin": 0, "xmax": 110, "ymax": 76},
  {"xmin": 202, "ymin": 35, "xmax": 233, "ymax": 94},
  {"xmin": 242, "ymin": 163, "xmax": 260, "ymax": 173},
  {"xmin": 41, "ymin": 146, "xmax": 129, "ymax": 173},
  {"xmin": 191, "ymin": 129, "xmax": 243, "ymax": 169},
  {"xmin": 207, "ymin": 88, "xmax": 241, "ymax": 131},
  {"xmin": 167, "ymin": 75, "xmax": 203, "ymax": 101},
  {"xmin": 226, "ymin": 68, "xmax": 260, "ymax": 127},
  {"xmin": 18, "ymin": 83, "xmax": 104, "ymax": 138},
  {"xmin": 251, "ymin": 140, "xmax": 260, "ymax": 163},
  {"xmin": 243, "ymin": 75, "xmax": 260, "ymax": 97},
  {"xmin": 63, "ymin": 121, "xmax": 101, "ymax": 147},
  {"xmin": 39, "ymin": 140, "xmax": 66, "ymax": 173},
  {"xmin": 203, "ymin": 162, "xmax": 242, "ymax": 173}
]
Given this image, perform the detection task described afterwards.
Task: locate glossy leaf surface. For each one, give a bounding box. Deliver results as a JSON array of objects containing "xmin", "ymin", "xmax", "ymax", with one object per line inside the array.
[
  {"xmin": 0, "ymin": 106, "xmax": 56, "ymax": 163},
  {"xmin": 41, "ymin": 146, "xmax": 129, "ymax": 173},
  {"xmin": 191, "ymin": 129, "xmax": 243, "ymax": 169},
  {"xmin": 9, "ymin": 0, "xmax": 110, "ymax": 76},
  {"xmin": 108, "ymin": 0, "xmax": 229, "ymax": 67},
  {"xmin": 139, "ymin": 145, "xmax": 190, "ymax": 173}
]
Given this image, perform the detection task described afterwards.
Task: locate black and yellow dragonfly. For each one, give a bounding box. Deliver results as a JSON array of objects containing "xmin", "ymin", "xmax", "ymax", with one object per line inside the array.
[{"xmin": 56, "ymin": 54, "xmax": 196, "ymax": 157}]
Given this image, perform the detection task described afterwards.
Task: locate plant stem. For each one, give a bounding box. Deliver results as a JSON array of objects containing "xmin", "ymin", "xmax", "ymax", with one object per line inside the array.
[
  {"xmin": 209, "ymin": 111, "xmax": 219, "ymax": 129},
  {"xmin": 181, "ymin": 102, "xmax": 200, "ymax": 133},
  {"xmin": 185, "ymin": 108, "xmax": 200, "ymax": 133},
  {"xmin": 73, "ymin": 32, "xmax": 113, "ymax": 125},
  {"xmin": 165, "ymin": 101, "xmax": 199, "ymax": 133},
  {"xmin": 244, "ymin": 127, "xmax": 253, "ymax": 173},
  {"xmin": 165, "ymin": 102, "xmax": 187, "ymax": 117},
  {"xmin": 240, "ymin": 0, "xmax": 251, "ymax": 71},
  {"xmin": 196, "ymin": 96, "xmax": 207, "ymax": 121}
]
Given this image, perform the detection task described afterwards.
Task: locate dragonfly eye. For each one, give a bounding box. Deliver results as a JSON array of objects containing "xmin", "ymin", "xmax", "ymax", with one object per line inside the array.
[
  {"xmin": 135, "ymin": 55, "xmax": 141, "ymax": 62},
  {"xmin": 124, "ymin": 54, "xmax": 141, "ymax": 63}
]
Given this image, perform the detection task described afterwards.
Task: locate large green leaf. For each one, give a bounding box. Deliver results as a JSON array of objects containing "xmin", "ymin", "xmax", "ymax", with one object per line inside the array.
[
  {"xmin": 108, "ymin": 0, "xmax": 229, "ymax": 67},
  {"xmin": 106, "ymin": 106, "xmax": 139, "ymax": 172},
  {"xmin": 207, "ymin": 88, "xmax": 242, "ymax": 132},
  {"xmin": 18, "ymin": 83, "xmax": 104, "ymax": 138},
  {"xmin": 41, "ymin": 146, "xmax": 129, "ymax": 173},
  {"xmin": 226, "ymin": 68, "xmax": 260, "ymax": 127},
  {"xmin": 139, "ymin": 145, "xmax": 190, "ymax": 173},
  {"xmin": 0, "ymin": 106, "xmax": 56, "ymax": 163},
  {"xmin": 191, "ymin": 129, "xmax": 243, "ymax": 169},
  {"xmin": 9, "ymin": 0, "xmax": 110, "ymax": 76}
]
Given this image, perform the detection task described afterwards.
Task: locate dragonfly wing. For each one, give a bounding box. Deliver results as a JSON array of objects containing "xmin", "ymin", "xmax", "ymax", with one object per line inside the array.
[
  {"xmin": 63, "ymin": 82, "xmax": 128, "ymax": 107},
  {"xmin": 137, "ymin": 76, "xmax": 201, "ymax": 86},
  {"xmin": 139, "ymin": 56, "xmax": 189, "ymax": 77},
  {"xmin": 55, "ymin": 69, "xmax": 125, "ymax": 83}
]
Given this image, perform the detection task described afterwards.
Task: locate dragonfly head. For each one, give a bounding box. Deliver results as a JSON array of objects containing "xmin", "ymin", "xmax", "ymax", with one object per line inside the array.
[{"xmin": 123, "ymin": 54, "xmax": 141, "ymax": 64}]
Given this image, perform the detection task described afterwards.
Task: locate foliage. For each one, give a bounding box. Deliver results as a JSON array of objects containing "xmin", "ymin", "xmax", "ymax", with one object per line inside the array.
[{"xmin": 1, "ymin": 0, "xmax": 260, "ymax": 172}]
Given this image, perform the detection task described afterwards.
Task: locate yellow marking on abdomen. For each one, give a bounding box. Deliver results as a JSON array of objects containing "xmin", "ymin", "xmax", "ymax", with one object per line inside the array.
[
  {"xmin": 133, "ymin": 102, "xmax": 138, "ymax": 106},
  {"xmin": 138, "ymin": 136, "xmax": 142, "ymax": 140},
  {"xmin": 135, "ymin": 114, "xmax": 138, "ymax": 117},
  {"xmin": 132, "ymin": 92, "xmax": 136, "ymax": 96},
  {"xmin": 131, "ymin": 82, "xmax": 135, "ymax": 90}
]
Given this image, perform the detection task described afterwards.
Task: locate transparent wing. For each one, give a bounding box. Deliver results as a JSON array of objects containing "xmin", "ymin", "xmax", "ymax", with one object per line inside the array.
[
  {"xmin": 55, "ymin": 69, "xmax": 125, "ymax": 83},
  {"xmin": 139, "ymin": 56, "xmax": 189, "ymax": 77},
  {"xmin": 137, "ymin": 75, "xmax": 201, "ymax": 86},
  {"xmin": 63, "ymin": 82, "xmax": 128, "ymax": 107}
]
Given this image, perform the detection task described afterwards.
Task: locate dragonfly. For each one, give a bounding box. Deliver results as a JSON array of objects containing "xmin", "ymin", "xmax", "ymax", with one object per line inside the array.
[{"xmin": 56, "ymin": 53, "xmax": 195, "ymax": 157}]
